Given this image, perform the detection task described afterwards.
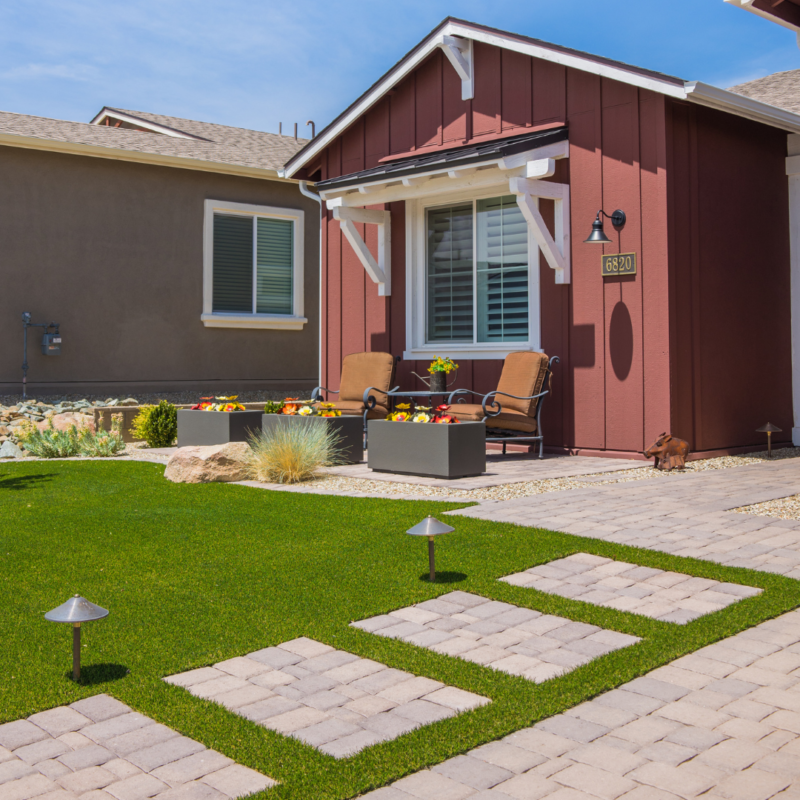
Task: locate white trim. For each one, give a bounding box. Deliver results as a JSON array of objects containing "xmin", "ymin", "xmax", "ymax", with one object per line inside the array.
[
  {"xmin": 89, "ymin": 108, "xmax": 202, "ymax": 140},
  {"xmin": 404, "ymin": 184, "xmax": 543, "ymax": 360},
  {"xmin": 202, "ymin": 199, "xmax": 305, "ymax": 329},
  {"xmin": 201, "ymin": 313, "xmax": 308, "ymax": 330},
  {"xmin": 0, "ymin": 132, "xmax": 284, "ymax": 180},
  {"xmin": 724, "ymin": 0, "xmax": 800, "ymax": 35},
  {"xmin": 332, "ymin": 207, "xmax": 392, "ymax": 295},
  {"xmin": 283, "ymin": 20, "xmax": 800, "ymax": 177},
  {"xmin": 437, "ymin": 35, "xmax": 474, "ymax": 100},
  {"xmin": 787, "ymin": 134, "xmax": 800, "ymax": 445}
]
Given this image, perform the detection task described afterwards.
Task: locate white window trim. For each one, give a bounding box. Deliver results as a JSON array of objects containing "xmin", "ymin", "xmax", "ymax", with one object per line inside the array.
[
  {"xmin": 202, "ymin": 199, "xmax": 307, "ymax": 330},
  {"xmin": 404, "ymin": 184, "xmax": 541, "ymax": 361}
]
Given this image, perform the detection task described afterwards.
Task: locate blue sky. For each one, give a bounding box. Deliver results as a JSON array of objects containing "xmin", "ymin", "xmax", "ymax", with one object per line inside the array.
[{"xmin": 0, "ymin": 0, "xmax": 797, "ymax": 135}]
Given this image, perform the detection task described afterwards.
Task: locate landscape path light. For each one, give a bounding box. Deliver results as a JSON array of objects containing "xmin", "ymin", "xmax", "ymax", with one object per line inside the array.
[
  {"xmin": 407, "ymin": 516, "xmax": 455, "ymax": 582},
  {"xmin": 45, "ymin": 595, "xmax": 108, "ymax": 681},
  {"xmin": 756, "ymin": 422, "xmax": 782, "ymax": 458}
]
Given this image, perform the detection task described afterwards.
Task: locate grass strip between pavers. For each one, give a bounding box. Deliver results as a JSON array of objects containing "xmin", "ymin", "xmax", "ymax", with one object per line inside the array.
[{"xmin": 0, "ymin": 460, "xmax": 798, "ymax": 799}]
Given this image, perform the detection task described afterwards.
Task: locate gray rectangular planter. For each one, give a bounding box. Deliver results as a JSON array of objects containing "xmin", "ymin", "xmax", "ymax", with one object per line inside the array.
[
  {"xmin": 262, "ymin": 414, "xmax": 364, "ymax": 464},
  {"xmin": 367, "ymin": 420, "xmax": 486, "ymax": 479},
  {"xmin": 177, "ymin": 409, "xmax": 263, "ymax": 447}
]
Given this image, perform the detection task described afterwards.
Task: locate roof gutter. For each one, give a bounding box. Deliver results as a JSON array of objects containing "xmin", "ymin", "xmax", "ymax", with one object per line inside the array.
[{"xmin": 0, "ymin": 132, "xmax": 294, "ymax": 181}]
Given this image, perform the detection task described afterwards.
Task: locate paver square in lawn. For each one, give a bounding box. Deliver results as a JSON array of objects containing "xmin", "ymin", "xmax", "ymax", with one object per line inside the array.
[
  {"xmin": 351, "ymin": 592, "xmax": 640, "ymax": 682},
  {"xmin": 0, "ymin": 694, "xmax": 275, "ymax": 799},
  {"xmin": 164, "ymin": 638, "xmax": 489, "ymax": 758},
  {"xmin": 500, "ymin": 553, "xmax": 762, "ymax": 623}
]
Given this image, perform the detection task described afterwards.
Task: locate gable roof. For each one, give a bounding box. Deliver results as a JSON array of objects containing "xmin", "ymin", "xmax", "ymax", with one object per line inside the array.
[
  {"xmin": 0, "ymin": 107, "xmax": 308, "ymax": 179},
  {"xmin": 729, "ymin": 69, "xmax": 800, "ymax": 115},
  {"xmin": 283, "ymin": 17, "xmax": 800, "ymax": 178}
]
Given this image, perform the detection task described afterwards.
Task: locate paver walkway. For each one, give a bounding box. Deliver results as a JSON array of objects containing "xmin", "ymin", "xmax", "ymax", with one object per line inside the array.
[
  {"xmin": 361, "ymin": 608, "xmax": 800, "ymax": 800},
  {"xmin": 165, "ymin": 637, "xmax": 488, "ymax": 759},
  {"xmin": 450, "ymin": 458, "xmax": 800, "ymax": 577},
  {"xmin": 352, "ymin": 592, "xmax": 639, "ymax": 683},
  {"xmin": 0, "ymin": 694, "xmax": 274, "ymax": 799},
  {"xmin": 500, "ymin": 553, "xmax": 762, "ymax": 624}
]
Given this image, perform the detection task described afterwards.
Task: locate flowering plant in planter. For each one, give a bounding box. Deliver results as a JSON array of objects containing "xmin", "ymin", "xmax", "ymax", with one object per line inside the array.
[
  {"xmin": 263, "ymin": 400, "xmax": 285, "ymax": 414},
  {"xmin": 428, "ymin": 356, "xmax": 458, "ymax": 375},
  {"xmin": 191, "ymin": 396, "xmax": 246, "ymax": 412},
  {"xmin": 388, "ymin": 403, "xmax": 459, "ymax": 423}
]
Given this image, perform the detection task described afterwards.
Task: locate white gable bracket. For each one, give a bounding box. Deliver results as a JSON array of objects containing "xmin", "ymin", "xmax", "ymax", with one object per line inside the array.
[
  {"xmin": 509, "ymin": 176, "xmax": 571, "ymax": 284},
  {"xmin": 331, "ymin": 206, "xmax": 392, "ymax": 296},
  {"xmin": 437, "ymin": 35, "xmax": 474, "ymax": 100}
]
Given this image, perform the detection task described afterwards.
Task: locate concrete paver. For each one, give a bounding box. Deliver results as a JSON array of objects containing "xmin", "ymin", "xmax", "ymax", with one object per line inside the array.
[
  {"xmin": 0, "ymin": 695, "xmax": 275, "ymax": 799},
  {"xmin": 352, "ymin": 593, "xmax": 640, "ymax": 682},
  {"xmin": 358, "ymin": 609, "xmax": 800, "ymax": 800},
  {"xmin": 165, "ymin": 637, "xmax": 489, "ymax": 758}
]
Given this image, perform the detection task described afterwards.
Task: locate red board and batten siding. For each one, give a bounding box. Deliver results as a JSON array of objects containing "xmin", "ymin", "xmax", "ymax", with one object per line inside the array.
[{"xmin": 317, "ymin": 41, "xmax": 789, "ymax": 456}]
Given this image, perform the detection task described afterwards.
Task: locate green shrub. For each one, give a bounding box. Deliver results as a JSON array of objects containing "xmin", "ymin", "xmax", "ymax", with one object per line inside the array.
[
  {"xmin": 18, "ymin": 417, "xmax": 125, "ymax": 458},
  {"xmin": 263, "ymin": 400, "xmax": 285, "ymax": 414},
  {"xmin": 247, "ymin": 420, "xmax": 343, "ymax": 484},
  {"xmin": 130, "ymin": 401, "xmax": 177, "ymax": 448}
]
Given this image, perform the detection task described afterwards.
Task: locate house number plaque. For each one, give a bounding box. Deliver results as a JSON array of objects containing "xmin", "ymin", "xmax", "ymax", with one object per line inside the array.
[{"xmin": 602, "ymin": 253, "xmax": 637, "ymax": 276}]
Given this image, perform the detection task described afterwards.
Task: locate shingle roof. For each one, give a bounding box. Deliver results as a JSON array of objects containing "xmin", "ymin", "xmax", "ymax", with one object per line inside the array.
[
  {"xmin": 728, "ymin": 69, "xmax": 800, "ymax": 115},
  {"xmin": 0, "ymin": 107, "xmax": 308, "ymax": 173}
]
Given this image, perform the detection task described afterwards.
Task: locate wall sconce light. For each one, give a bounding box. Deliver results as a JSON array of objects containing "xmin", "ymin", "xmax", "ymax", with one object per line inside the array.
[{"xmin": 584, "ymin": 209, "xmax": 627, "ymax": 244}]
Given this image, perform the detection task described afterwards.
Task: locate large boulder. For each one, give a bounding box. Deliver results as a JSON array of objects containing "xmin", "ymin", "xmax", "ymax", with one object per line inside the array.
[
  {"xmin": 0, "ymin": 441, "xmax": 24, "ymax": 459},
  {"xmin": 164, "ymin": 442, "xmax": 251, "ymax": 484},
  {"xmin": 35, "ymin": 412, "xmax": 95, "ymax": 434}
]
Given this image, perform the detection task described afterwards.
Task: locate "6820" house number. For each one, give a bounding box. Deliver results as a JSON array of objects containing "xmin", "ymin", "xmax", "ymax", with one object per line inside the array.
[{"xmin": 601, "ymin": 253, "xmax": 637, "ymax": 277}]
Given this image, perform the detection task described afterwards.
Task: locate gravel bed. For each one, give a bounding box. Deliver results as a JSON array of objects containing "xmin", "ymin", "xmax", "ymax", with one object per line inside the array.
[
  {"xmin": 0, "ymin": 389, "xmax": 304, "ymax": 407},
  {"xmin": 736, "ymin": 494, "xmax": 800, "ymax": 520}
]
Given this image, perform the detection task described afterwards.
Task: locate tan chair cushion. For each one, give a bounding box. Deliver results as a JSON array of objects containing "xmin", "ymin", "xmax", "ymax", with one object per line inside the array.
[
  {"xmin": 448, "ymin": 403, "xmax": 537, "ymax": 433},
  {"xmin": 318, "ymin": 400, "xmax": 387, "ymax": 420},
  {"xmin": 339, "ymin": 352, "xmax": 395, "ymax": 412},
  {"xmin": 495, "ymin": 352, "xmax": 550, "ymax": 416}
]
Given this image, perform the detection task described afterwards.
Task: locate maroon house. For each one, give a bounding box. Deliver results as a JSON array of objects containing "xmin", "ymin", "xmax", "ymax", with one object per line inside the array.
[{"xmin": 284, "ymin": 18, "xmax": 800, "ymax": 459}]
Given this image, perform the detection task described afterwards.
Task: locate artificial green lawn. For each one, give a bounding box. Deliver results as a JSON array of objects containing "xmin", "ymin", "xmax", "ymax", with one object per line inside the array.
[{"xmin": 1, "ymin": 460, "xmax": 799, "ymax": 799}]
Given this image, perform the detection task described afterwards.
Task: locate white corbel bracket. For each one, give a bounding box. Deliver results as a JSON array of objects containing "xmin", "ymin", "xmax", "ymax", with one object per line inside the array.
[
  {"xmin": 509, "ymin": 176, "xmax": 571, "ymax": 284},
  {"xmin": 331, "ymin": 206, "xmax": 392, "ymax": 296},
  {"xmin": 437, "ymin": 35, "xmax": 474, "ymax": 101}
]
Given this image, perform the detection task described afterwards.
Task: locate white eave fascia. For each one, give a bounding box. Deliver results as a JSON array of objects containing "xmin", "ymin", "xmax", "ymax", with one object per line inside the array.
[
  {"xmin": 90, "ymin": 107, "xmax": 204, "ymax": 140},
  {"xmin": 684, "ymin": 81, "xmax": 800, "ymax": 134},
  {"xmin": 282, "ymin": 20, "xmax": 688, "ymax": 178},
  {"xmin": 723, "ymin": 0, "xmax": 800, "ymax": 34},
  {"xmin": 0, "ymin": 132, "xmax": 285, "ymax": 180}
]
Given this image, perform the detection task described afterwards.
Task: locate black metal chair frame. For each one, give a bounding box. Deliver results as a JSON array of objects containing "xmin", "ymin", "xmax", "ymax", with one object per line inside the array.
[
  {"xmin": 311, "ymin": 384, "xmax": 399, "ymax": 449},
  {"xmin": 446, "ymin": 356, "xmax": 559, "ymax": 459}
]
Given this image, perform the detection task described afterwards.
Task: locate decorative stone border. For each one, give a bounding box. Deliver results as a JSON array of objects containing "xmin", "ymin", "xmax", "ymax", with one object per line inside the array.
[
  {"xmin": 500, "ymin": 553, "xmax": 762, "ymax": 624},
  {"xmin": 0, "ymin": 694, "xmax": 274, "ymax": 799},
  {"xmin": 164, "ymin": 637, "xmax": 488, "ymax": 759},
  {"xmin": 351, "ymin": 591, "xmax": 640, "ymax": 682}
]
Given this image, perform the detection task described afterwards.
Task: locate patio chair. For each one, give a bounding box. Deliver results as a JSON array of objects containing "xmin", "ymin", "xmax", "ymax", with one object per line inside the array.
[
  {"xmin": 311, "ymin": 352, "xmax": 399, "ymax": 446},
  {"xmin": 446, "ymin": 352, "xmax": 559, "ymax": 459}
]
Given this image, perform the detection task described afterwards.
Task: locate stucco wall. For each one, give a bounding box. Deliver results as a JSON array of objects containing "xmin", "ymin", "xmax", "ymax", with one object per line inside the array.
[{"xmin": 0, "ymin": 145, "xmax": 319, "ymax": 395}]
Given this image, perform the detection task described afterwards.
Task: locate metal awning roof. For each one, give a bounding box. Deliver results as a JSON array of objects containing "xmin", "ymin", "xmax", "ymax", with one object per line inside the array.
[{"xmin": 316, "ymin": 127, "xmax": 568, "ymax": 191}]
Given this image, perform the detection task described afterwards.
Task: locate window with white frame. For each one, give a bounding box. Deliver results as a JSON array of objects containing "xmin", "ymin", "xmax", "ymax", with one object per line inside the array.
[
  {"xmin": 202, "ymin": 200, "xmax": 306, "ymax": 329},
  {"xmin": 406, "ymin": 190, "xmax": 539, "ymax": 358}
]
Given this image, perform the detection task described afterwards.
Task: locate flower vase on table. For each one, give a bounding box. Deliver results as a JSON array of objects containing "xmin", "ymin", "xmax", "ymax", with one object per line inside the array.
[{"xmin": 412, "ymin": 356, "xmax": 458, "ymax": 395}]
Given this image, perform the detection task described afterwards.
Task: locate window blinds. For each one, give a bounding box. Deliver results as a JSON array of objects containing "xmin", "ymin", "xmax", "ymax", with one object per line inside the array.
[
  {"xmin": 212, "ymin": 214, "xmax": 253, "ymax": 313},
  {"xmin": 256, "ymin": 218, "xmax": 293, "ymax": 315},
  {"xmin": 426, "ymin": 204, "xmax": 474, "ymax": 342},
  {"xmin": 212, "ymin": 213, "xmax": 294, "ymax": 316},
  {"xmin": 476, "ymin": 195, "xmax": 529, "ymax": 342}
]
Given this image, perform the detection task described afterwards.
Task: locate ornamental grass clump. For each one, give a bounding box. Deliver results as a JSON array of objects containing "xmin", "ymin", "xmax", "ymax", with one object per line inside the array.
[
  {"xmin": 247, "ymin": 420, "xmax": 344, "ymax": 484},
  {"xmin": 130, "ymin": 401, "xmax": 177, "ymax": 448}
]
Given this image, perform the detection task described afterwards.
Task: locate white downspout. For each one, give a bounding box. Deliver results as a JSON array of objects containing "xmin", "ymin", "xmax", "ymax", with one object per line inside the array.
[
  {"xmin": 787, "ymin": 135, "xmax": 800, "ymax": 445},
  {"xmin": 299, "ymin": 180, "xmax": 323, "ymax": 389}
]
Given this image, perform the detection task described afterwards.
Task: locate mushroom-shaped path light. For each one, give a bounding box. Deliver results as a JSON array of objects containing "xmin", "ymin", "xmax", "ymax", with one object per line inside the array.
[
  {"xmin": 45, "ymin": 595, "xmax": 108, "ymax": 681},
  {"xmin": 407, "ymin": 516, "xmax": 455, "ymax": 582},
  {"xmin": 756, "ymin": 423, "xmax": 783, "ymax": 458}
]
